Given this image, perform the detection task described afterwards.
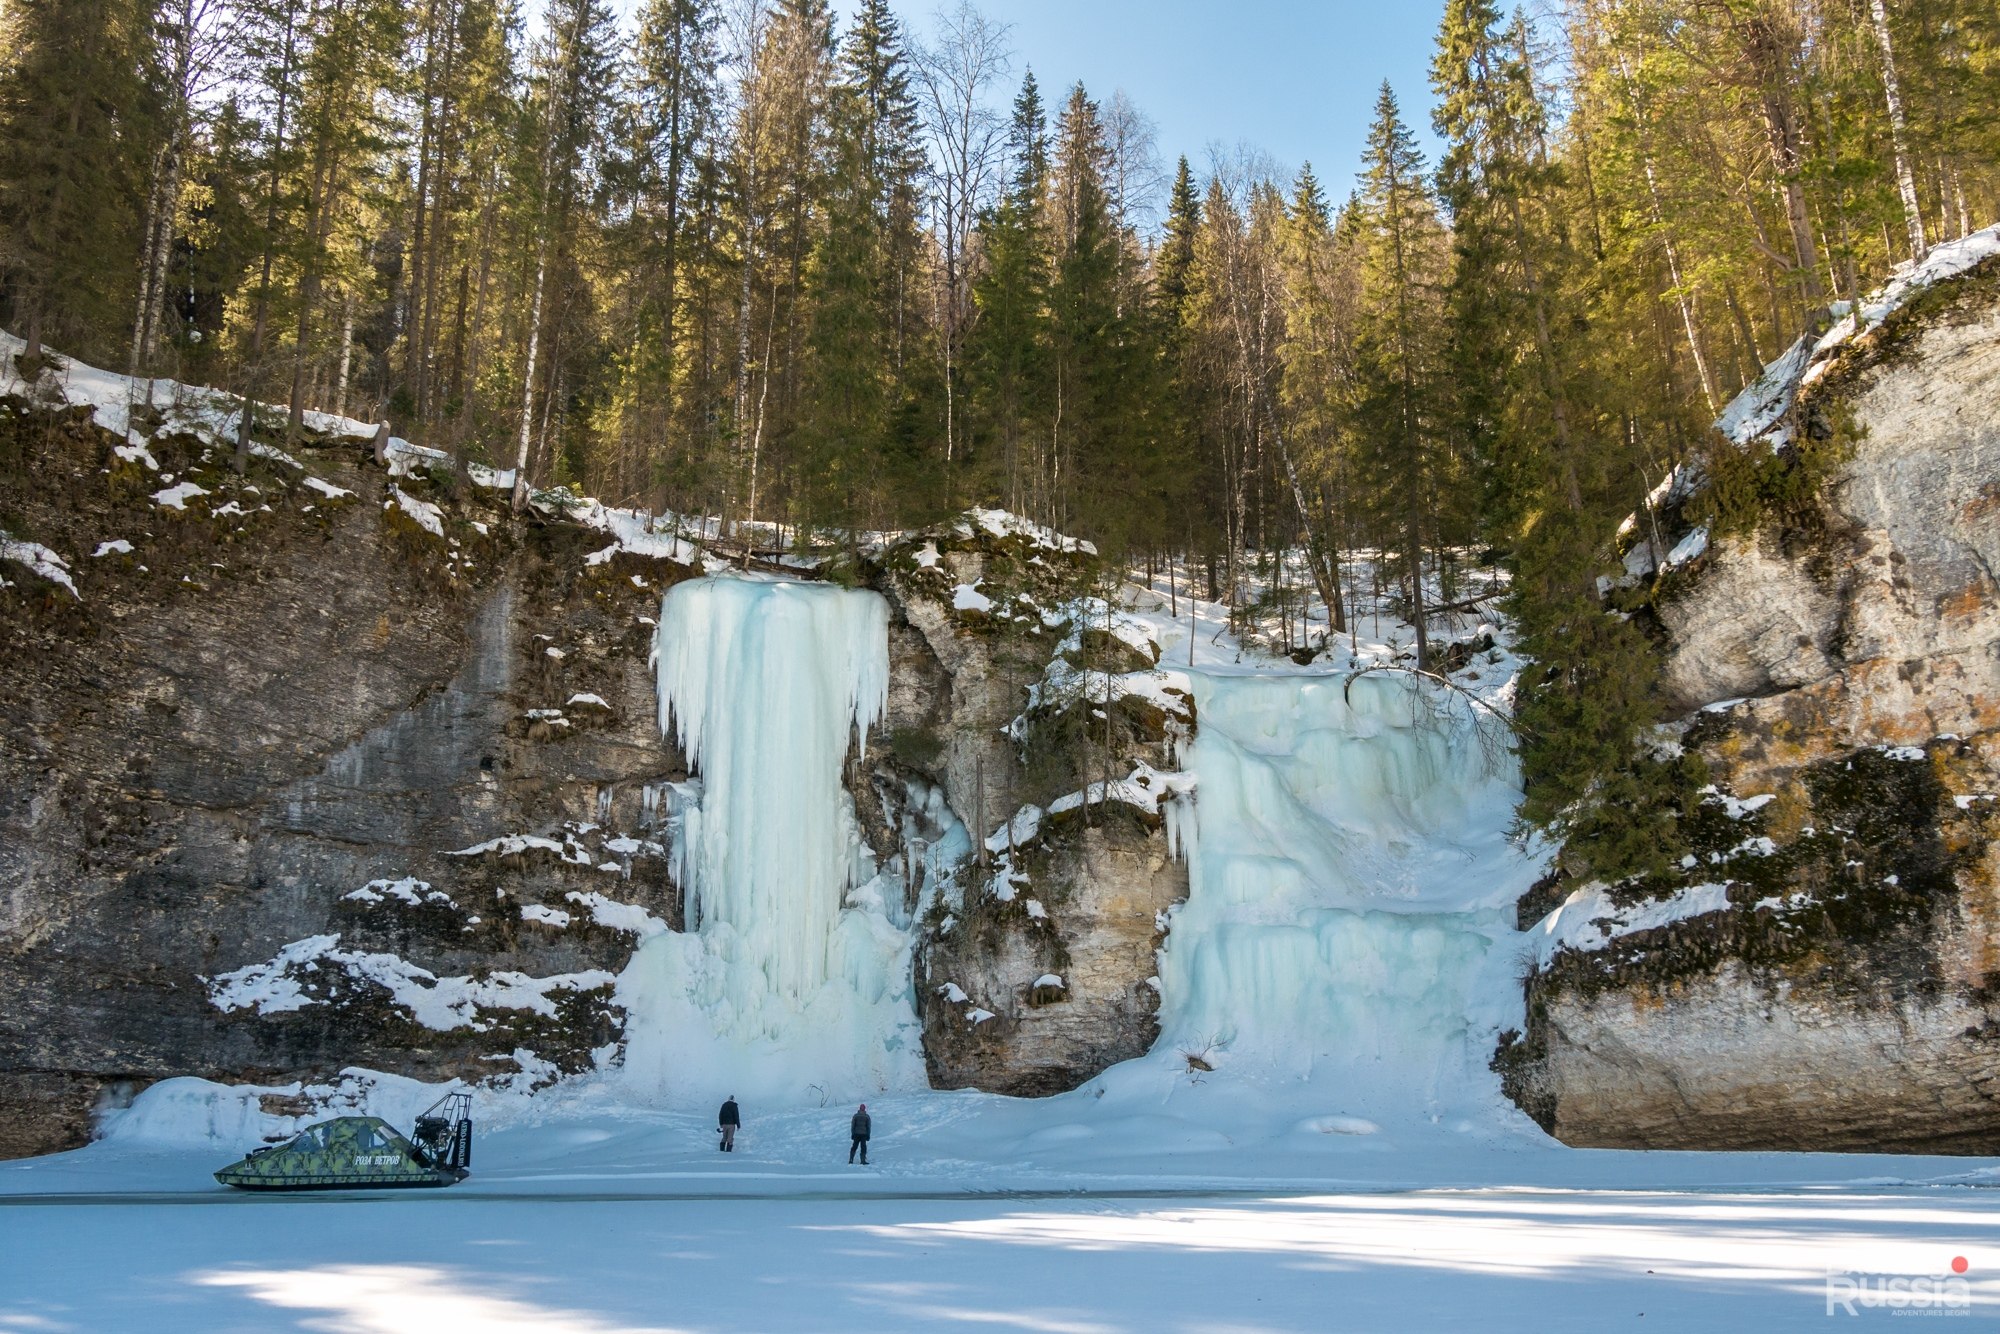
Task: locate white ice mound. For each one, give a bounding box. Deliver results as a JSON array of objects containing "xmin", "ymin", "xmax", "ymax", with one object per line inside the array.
[{"xmin": 619, "ymin": 574, "xmax": 920, "ymax": 1106}]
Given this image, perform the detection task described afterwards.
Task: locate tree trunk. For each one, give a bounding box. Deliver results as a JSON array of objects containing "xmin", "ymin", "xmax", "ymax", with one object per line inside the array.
[
  {"xmin": 512, "ymin": 239, "xmax": 549, "ymax": 512},
  {"xmin": 1867, "ymin": 0, "xmax": 1926, "ymax": 263}
]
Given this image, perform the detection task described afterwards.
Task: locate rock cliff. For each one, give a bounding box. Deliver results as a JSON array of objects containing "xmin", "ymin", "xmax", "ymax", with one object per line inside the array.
[
  {"xmin": 1502, "ymin": 228, "xmax": 2000, "ymax": 1152},
  {"xmin": 0, "ymin": 385, "xmax": 700, "ymax": 1157}
]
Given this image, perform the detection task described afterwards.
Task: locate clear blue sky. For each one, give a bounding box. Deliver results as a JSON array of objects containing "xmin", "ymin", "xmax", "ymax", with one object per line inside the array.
[{"xmin": 890, "ymin": 0, "xmax": 1451, "ymax": 216}]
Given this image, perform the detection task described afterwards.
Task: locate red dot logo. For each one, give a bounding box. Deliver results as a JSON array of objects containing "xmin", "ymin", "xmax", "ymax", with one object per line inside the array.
[{"xmin": 1952, "ymin": 1256, "xmax": 1969, "ymax": 1275}]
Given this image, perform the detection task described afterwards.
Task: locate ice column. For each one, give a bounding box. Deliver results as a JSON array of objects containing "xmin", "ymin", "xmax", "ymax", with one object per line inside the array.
[
  {"xmin": 652, "ymin": 574, "xmax": 888, "ymax": 998},
  {"xmin": 617, "ymin": 574, "xmax": 921, "ymax": 1105}
]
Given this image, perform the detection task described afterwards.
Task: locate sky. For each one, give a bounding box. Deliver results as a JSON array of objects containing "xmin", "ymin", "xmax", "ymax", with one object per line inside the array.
[{"xmin": 887, "ymin": 0, "xmax": 1452, "ymax": 219}]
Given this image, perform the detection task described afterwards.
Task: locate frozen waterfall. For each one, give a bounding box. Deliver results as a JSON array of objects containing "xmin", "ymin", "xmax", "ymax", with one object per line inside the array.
[
  {"xmin": 616, "ymin": 574, "xmax": 925, "ymax": 1107},
  {"xmin": 1151, "ymin": 669, "xmax": 1541, "ymax": 1133}
]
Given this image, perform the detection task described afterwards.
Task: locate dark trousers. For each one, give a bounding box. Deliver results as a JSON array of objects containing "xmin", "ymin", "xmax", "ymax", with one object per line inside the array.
[{"xmin": 849, "ymin": 1136, "xmax": 868, "ymax": 1164}]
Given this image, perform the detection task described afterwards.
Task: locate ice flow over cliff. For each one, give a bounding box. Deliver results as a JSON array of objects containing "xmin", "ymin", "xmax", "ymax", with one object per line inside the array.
[{"xmin": 614, "ymin": 568, "xmax": 1541, "ymax": 1146}]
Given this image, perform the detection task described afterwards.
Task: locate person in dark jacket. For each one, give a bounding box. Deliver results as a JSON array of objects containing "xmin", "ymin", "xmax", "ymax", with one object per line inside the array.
[
  {"xmin": 718, "ymin": 1096, "xmax": 740, "ymax": 1152},
  {"xmin": 848, "ymin": 1104, "xmax": 871, "ymax": 1164}
]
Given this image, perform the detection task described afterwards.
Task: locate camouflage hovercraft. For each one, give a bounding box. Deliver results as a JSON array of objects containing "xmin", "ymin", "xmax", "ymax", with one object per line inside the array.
[{"xmin": 215, "ymin": 1092, "xmax": 473, "ymax": 1191}]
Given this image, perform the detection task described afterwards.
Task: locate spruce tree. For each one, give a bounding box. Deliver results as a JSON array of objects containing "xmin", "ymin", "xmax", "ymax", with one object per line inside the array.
[
  {"xmin": 965, "ymin": 70, "xmax": 1051, "ymax": 516},
  {"xmin": 1349, "ymin": 82, "xmax": 1448, "ymax": 668},
  {"xmin": 1045, "ymin": 83, "xmax": 1124, "ymax": 542},
  {"xmin": 788, "ymin": 0, "xmax": 928, "ymax": 534},
  {"xmin": 1155, "ymin": 155, "xmax": 1200, "ymax": 319}
]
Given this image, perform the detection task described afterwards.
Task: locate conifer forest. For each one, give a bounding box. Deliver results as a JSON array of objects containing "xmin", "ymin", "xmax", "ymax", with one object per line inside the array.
[{"xmin": 1, "ymin": 0, "xmax": 1995, "ymax": 861}]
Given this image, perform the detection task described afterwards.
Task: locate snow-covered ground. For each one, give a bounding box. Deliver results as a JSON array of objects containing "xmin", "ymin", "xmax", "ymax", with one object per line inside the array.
[{"xmin": 7, "ymin": 1117, "xmax": 2000, "ymax": 1331}]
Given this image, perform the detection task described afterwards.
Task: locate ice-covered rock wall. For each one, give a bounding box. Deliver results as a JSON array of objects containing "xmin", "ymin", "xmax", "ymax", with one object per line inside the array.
[
  {"xmin": 618, "ymin": 575, "xmax": 926, "ymax": 1106},
  {"xmin": 1159, "ymin": 671, "xmax": 1541, "ymax": 1129}
]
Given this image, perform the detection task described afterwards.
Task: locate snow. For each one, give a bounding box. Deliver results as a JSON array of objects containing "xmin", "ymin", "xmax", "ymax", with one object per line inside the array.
[
  {"xmin": 388, "ymin": 485, "xmax": 445, "ymax": 538},
  {"xmin": 1710, "ymin": 788, "xmax": 1778, "ymax": 820},
  {"xmin": 1717, "ymin": 334, "xmax": 1815, "ymax": 447},
  {"xmin": 6, "ymin": 1168, "xmax": 2000, "ymax": 1333},
  {"xmin": 959, "ymin": 506, "xmax": 1098, "ymax": 555},
  {"xmin": 205, "ymin": 934, "xmax": 614, "ymax": 1031},
  {"xmin": 951, "ymin": 581, "xmax": 991, "ymax": 612},
  {"xmin": 342, "ymin": 877, "xmax": 444, "ymax": 906},
  {"xmin": 446, "ymin": 834, "xmax": 594, "ymax": 866},
  {"xmin": 520, "ymin": 904, "xmax": 572, "ymax": 928},
  {"xmin": 150, "ymin": 480, "xmax": 208, "ymax": 510},
  {"xmin": 92, "ymin": 539, "xmax": 132, "ymax": 557},
  {"xmin": 623, "ymin": 573, "xmax": 918, "ymax": 1107},
  {"xmin": 1530, "ymin": 882, "xmax": 1734, "ymax": 965},
  {"xmin": 1032, "ymin": 973, "xmax": 1064, "ymax": 990},
  {"xmin": 1663, "ymin": 525, "xmax": 1709, "ymax": 568},
  {"xmin": 966, "ymin": 1007, "xmax": 997, "ymax": 1024},
  {"xmin": 936, "ymin": 982, "xmax": 969, "ymax": 1003},
  {"xmin": 0, "ymin": 328, "xmax": 386, "ymax": 454},
  {"xmin": 983, "ymin": 804, "xmax": 1045, "ymax": 855},
  {"xmin": 913, "ymin": 540, "xmax": 940, "ymax": 567},
  {"xmin": 552, "ymin": 499, "xmax": 705, "ymax": 566},
  {"xmin": 1809, "ymin": 223, "xmax": 2000, "ymax": 371},
  {"xmin": 564, "ymin": 891, "xmax": 668, "ymax": 938},
  {"xmin": 0, "ymin": 534, "xmax": 79, "ymax": 597},
  {"xmin": 113, "ymin": 439, "xmax": 158, "ymax": 470},
  {"xmin": 566, "ymin": 692, "xmax": 611, "ymax": 710},
  {"xmin": 302, "ymin": 475, "xmax": 352, "ymax": 499},
  {"xmin": 248, "ymin": 441, "xmax": 304, "ymax": 469}
]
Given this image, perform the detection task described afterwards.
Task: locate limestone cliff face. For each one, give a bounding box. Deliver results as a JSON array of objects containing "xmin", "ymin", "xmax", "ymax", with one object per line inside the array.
[
  {"xmin": 870, "ymin": 521, "xmax": 1190, "ymax": 1098},
  {"xmin": 0, "ymin": 404, "xmax": 689, "ymax": 1158},
  {"xmin": 1505, "ymin": 237, "xmax": 2000, "ymax": 1153},
  {"xmin": 917, "ymin": 814, "xmax": 1179, "ymax": 1097}
]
